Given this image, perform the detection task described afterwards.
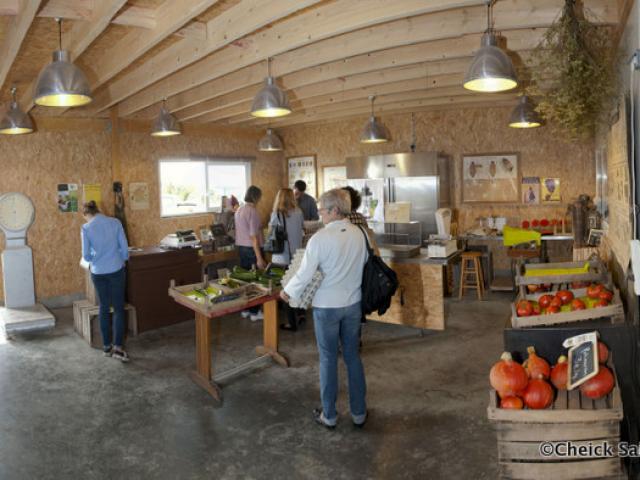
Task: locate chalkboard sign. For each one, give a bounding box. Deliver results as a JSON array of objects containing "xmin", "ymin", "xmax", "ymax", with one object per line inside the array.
[{"xmin": 566, "ymin": 333, "xmax": 599, "ymax": 390}]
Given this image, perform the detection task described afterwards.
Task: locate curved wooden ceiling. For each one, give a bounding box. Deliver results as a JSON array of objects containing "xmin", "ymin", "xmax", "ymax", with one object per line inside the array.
[{"xmin": 0, "ymin": 0, "xmax": 624, "ymax": 127}]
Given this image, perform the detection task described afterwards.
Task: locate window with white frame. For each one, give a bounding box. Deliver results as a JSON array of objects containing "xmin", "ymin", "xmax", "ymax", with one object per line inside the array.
[{"xmin": 159, "ymin": 158, "xmax": 252, "ymax": 217}]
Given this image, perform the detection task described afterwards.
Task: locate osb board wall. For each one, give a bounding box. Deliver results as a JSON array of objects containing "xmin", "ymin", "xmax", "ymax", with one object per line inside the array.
[
  {"xmin": 600, "ymin": 100, "xmax": 632, "ymax": 274},
  {"xmin": 0, "ymin": 127, "xmax": 113, "ymax": 301},
  {"xmin": 118, "ymin": 125, "xmax": 284, "ymax": 248},
  {"xmin": 280, "ymin": 107, "xmax": 595, "ymax": 232}
]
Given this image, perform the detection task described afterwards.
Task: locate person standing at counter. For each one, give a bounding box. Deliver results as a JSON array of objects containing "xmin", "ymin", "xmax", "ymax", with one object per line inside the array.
[
  {"xmin": 81, "ymin": 201, "xmax": 130, "ymax": 362},
  {"xmin": 269, "ymin": 188, "xmax": 305, "ymax": 331},
  {"xmin": 280, "ymin": 189, "xmax": 368, "ymax": 429},
  {"xmin": 235, "ymin": 186, "xmax": 266, "ymax": 321},
  {"xmin": 293, "ymin": 180, "xmax": 319, "ymax": 221}
]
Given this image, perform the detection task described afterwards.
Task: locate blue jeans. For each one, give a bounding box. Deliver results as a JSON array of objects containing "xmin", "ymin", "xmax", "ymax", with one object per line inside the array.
[
  {"xmin": 313, "ymin": 302, "xmax": 367, "ymax": 425},
  {"xmin": 91, "ymin": 268, "xmax": 126, "ymax": 348},
  {"xmin": 238, "ymin": 246, "xmax": 260, "ymax": 314}
]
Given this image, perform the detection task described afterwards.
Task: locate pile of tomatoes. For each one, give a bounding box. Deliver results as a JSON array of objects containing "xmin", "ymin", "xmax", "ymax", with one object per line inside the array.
[{"xmin": 516, "ymin": 283, "xmax": 614, "ymax": 317}]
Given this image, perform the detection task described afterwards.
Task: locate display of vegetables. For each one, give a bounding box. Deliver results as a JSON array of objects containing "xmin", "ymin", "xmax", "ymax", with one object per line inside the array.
[
  {"xmin": 230, "ymin": 265, "xmax": 284, "ymax": 287},
  {"xmin": 515, "ymin": 282, "xmax": 614, "ymax": 317},
  {"xmin": 489, "ymin": 342, "xmax": 616, "ymax": 409}
]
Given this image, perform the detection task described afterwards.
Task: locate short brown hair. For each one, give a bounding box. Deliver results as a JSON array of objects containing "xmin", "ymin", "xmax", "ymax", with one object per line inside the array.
[
  {"xmin": 83, "ymin": 200, "xmax": 99, "ymax": 216},
  {"xmin": 272, "ymin": 188, "xmax": 296, "ymax": 215},
  {"xmin": 244, "ymin": 185, "xmax": 262, "ymax": 203}
]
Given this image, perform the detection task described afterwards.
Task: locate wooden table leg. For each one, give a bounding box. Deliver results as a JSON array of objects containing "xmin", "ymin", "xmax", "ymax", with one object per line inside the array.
[
  {"xmin": 190, "ymin": 312, "xmax": 222, "ymax": 401},
  {"xmin": 255, "ymin": 299, "xmax": 289, "ymax": 367}
]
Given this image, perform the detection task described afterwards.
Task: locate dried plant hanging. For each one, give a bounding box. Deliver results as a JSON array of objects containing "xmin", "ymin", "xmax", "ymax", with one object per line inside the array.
[{"xmin": 528, "ymin": 0, "xmax": 618, "ymax": 140}]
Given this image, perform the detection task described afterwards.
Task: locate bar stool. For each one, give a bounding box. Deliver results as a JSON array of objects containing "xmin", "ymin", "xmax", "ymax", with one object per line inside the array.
[{"xmin": 458, "ymin": 251, "xmax": 484, "ymax": 300}]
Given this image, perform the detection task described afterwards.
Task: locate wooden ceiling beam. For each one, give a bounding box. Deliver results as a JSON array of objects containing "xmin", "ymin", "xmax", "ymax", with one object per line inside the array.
[
  {"xmin": 19, "ymin": 0, "xmax": 128, "ymax": 112},
  {"xmin": 116, "ymin": 0, "xmax": 616, "ymax": 119},
  {"xmin": 152, "ymin": 28, "xmax": 543, "ymax": 123},
  {"xmin": 0, "ymin": 0, "xmax": 42, "ymax": 93},
  {"xmin": 86, "ymin": 0, "xmax": 328, "ymax": 115},
  {"xmin": 234, "ymin": 94, "xmax": 519, "ymax": 128},
  {"xmin": 95, "ymin": 0, "xmax": 494, "ymax": 116}
]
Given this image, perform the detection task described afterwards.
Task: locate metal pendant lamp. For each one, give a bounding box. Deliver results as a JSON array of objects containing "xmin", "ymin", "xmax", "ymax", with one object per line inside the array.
[
  {"xmin": 251, "ymin": 58, "xmax": 291, "ymax": 118},
  {"xmin": 258, "ymin": 128, "xmax": 283, "ymax": 151},
  {"xmin": 34, "ymin": 18, "xmax": 92, "ymax": 107},
  {"xmin": 360, "ymin": 95, "xmax": 389, "ymax": 144},
  {"xmin": 509, "ymin": 95, "xmax": 542, "ymax": 128},
  {"xmin": 151, "ymin": 100, "xmax": 181, "ymax": 137},
  {"xmin": 0, "ymin": 87, "xmax": 34, "ymax": 135},
  {"xmin": 463, "ymin": 1, "xmax": 518, "ymax": 93}
]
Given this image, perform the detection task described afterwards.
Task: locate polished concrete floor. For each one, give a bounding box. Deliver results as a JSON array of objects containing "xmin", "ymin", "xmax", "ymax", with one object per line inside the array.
[{"xmin": 0, "ymin": 294, "xmax": 509, "ymax": 479}]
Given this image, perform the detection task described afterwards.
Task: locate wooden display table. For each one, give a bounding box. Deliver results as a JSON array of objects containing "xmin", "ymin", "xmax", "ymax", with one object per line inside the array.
[{"xmin": 170, "ymin": 290, "xmax": 288, "ymax": 402}]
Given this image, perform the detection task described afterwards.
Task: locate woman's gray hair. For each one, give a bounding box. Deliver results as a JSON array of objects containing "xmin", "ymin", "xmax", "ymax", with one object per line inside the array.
[{"xmin": 319, "ymin": 188, "xmax": 351, "ymax": 216}]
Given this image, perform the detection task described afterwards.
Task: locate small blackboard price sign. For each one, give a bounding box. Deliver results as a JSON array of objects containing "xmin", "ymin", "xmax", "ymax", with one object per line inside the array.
[{"xmin": 564, "ymin": 331, "xmax": 599, "ymax": 390}]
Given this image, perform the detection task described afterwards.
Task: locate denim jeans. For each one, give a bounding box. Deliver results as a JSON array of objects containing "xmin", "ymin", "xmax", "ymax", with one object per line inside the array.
[
  {"xmin": 238, "ymin": 246, "xmax": 260, "ymax": 314},
  {"xmin": 91, "ymin": 267, "xmax": 126, "ymax": 348},
  {"xmin": 313, "ymin": 302, "xmax": 367, "ymax": 425}
]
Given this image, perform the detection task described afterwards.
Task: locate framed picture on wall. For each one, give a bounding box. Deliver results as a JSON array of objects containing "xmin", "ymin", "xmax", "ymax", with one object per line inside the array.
[
  {"xmin": 288, "ymin": 155, "xmax": 317, "ymax": 197},
  {"xmin": 322, "ymin": 165, "xmax": 347, "ymax": 193},
  {"xmin": 461, "ymin": 153, "xmax": 520, "ymax": 203}
]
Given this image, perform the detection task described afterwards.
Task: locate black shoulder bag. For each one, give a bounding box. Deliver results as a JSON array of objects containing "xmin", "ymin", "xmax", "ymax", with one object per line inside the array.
[
  {"xmin": 358, "ymin": 225, "xmax": 399, "ymax": 316},
  {"xmin": 264, "ymin": 212, "xmax": 287, "ymax": 254}
]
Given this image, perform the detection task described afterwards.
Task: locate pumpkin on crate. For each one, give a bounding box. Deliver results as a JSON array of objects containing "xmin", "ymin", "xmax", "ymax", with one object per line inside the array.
[
  {"xmin": 550, "ymin": 355, "xmax": 568, "ymax": 390},
  {"xmin": 489, "ymin": 352, "xmax": 528, "ymax": 399},
  {"xmin": 523, "ymin": 346, "xmax": 550, "ymax": 380},
  {"xmin": 580, "ymin": 366, "xmax": 615, "ymax": 399},
  {"xmin": 523, "ymin": 378, "xmax": 554, "ymax": 409}
]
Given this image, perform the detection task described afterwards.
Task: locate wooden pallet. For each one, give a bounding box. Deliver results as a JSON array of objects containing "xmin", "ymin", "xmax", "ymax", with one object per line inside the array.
[
  {"xmin": 510, "ymin": 286, "xmax": 624, "ymax": 329},
  {"xmin": 72, "ymin": 300, "xmax": 137, "ymax": 347},
  {"xmin": 488, "ymin": 371, "xmax": 624, "ymax": 480}
]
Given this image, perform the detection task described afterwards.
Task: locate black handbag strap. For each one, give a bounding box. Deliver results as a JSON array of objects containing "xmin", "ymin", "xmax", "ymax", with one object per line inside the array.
[{"xmin": 357, "ymin": 225, "xmax": 374, "ymax": 256}]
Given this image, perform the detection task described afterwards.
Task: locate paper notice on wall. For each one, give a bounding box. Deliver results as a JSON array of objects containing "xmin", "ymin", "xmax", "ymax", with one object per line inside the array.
[
  {"xmin": 385, "ymin": 202, "xmax": 411, "ymax": 223},
  {"xmin": 129, "ymin": 182, "xmax": 150, "ymax": 210},
  {"xmin": 57, "ymin": 183, "xmax": 78, "ymax": 212},
  {"xmin": 83, "ymin": 184, "xmax": 101, "ymax": 206}
]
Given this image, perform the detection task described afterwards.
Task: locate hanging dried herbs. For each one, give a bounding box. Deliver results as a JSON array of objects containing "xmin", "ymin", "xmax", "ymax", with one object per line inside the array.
[{"xmin": 528, "ymin": 0, "xmax": 618, "ymax": 139}]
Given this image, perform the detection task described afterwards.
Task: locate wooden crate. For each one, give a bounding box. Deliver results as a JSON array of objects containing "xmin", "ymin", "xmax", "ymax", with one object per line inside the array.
[
  {"xmin": 72, "ymin": 300, "xmax": 137, "ymax": 347},
  {"xmin": 168, "ymin": 278, "xmax": 271, "ymax": 317},
  {"xmin": 488, "ymin": 373, "xmax": 624, "ymax": 479},
  {"xmin": 511, "ymin": 286, "xmax": 624, "ymax": 329},
  {"xmin": 516, "ymin": 259, "xmax": 608, "ymax": 294}
]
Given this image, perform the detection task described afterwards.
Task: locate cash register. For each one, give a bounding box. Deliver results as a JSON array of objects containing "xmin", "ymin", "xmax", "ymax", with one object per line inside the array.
[{"xmin": 160, "ymin": 229, "xmax": 200, "ymax": 249}]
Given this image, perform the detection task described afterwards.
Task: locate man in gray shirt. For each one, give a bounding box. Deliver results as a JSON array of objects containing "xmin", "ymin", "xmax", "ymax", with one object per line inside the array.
[{"xmin": 294, "ymin": 180, "xmax": 319, "ymax": 221}]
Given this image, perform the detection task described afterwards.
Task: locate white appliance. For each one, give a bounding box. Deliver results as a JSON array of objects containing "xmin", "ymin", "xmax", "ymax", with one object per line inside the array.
[
  {"xmin": 435, "ymin": 208, "xmax": 452, "ymax": 236},
  {"xmin": 160, "ymin": 230, "xmax": 200, "ymax": 249},
  {"xmin": 0, "ymin": 192, "xmax": 55, "ymax": 333}
]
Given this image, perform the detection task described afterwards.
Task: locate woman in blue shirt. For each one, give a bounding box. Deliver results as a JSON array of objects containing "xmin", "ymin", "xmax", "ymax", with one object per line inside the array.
[{"xmin": 81, "ymin": 201, "xmax": 130, "ymax": 362}]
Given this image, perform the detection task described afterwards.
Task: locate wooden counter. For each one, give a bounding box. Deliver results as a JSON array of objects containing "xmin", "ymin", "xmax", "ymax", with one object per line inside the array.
[{"xmin": 368, "ymin": 252, "xmax": 460, "ymax": 331}]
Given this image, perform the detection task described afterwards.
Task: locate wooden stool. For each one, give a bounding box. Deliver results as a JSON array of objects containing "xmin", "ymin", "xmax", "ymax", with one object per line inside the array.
[{"xmin": 458, "ymin": 251, "xmax": 484, "ymax": 300}]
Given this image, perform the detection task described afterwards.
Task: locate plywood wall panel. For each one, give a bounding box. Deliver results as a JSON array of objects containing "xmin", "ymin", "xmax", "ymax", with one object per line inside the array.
[{"xmin": 280, "ymin": 106, "xmax": 595, "ymax": 233}]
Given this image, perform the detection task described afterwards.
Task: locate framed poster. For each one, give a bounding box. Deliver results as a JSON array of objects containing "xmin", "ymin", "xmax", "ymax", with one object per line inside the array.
[
  {"xmin": 522, "ymin": 177, "xmax": 540, "ymax": 205},
  {"xmin": 541, "ymin": 178, "xmax": 561, "ymax": 202},
  {"xmin": 288, "ymin": 155, "xmax": 317, "ymax": 197},
  {"xmin": 322, "ymin": 165, "xmax": 347, "ymax": 193},
  {"xmin": 57, "ymin": 183, "xmax": 78, "ymax": 212},
  {"xmin": 129, "ymin": 182, "xmax": 150, "ymax": 210},
  {"xmin": 462, "ymin": 153, "xmax": 520, "ymax": 203}
]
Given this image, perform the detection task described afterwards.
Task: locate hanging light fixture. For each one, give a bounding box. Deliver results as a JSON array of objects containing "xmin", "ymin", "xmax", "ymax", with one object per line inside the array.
[
  {"xmin": 360, "ymin": 95, "xmax": 389, "ymax": 144},
  {"xmin": 0, "ymin": 87, "xmax": 34, "ymax": 135},
  {"xmin": 258, "ymin": 128, "xmax": 283, "ymax": 151},
  {"xmin": 463, "ymin": 1, "xmax": 518, "ymax": 93},
  {"xmin": 151, "ymin": 99, "xmax": 181, "ymax": 137},
  {"xmin": 34, "ymin": 18, "xmax": 92, "ymax": 107},
  {"xmin": 250, "ymin": 58, "xmax": 291, "ymax": 118},
  {"xmin": 509, "ymin": 95, "xmax": 542, "ymax": 128}
]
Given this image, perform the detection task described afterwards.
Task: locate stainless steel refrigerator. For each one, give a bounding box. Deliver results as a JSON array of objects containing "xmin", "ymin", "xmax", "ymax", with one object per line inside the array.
[{"xmin": 346, "ymin": 152, "xmax": 450, "ymax": 243}]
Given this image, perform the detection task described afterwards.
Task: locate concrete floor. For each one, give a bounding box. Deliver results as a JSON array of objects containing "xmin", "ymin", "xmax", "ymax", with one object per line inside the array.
[{"xmin": 0, "ymin": 294, "xmax": 510, "ymax": 479}]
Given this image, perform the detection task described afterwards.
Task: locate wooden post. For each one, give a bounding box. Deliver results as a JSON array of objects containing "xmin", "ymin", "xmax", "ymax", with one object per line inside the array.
[
  {"xmin": 190, "ymin": 311, "xmax": 222, "ymax": 401},
  {"xmin": 256, "ymin": 299, "xmax": 289, "ymax": 367}
]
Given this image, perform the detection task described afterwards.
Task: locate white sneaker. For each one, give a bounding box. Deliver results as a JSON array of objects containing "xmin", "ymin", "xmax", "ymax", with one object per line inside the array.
[
  {"xmin": 250, "ymin": 311, "xmax": 264, "ymax": 322},
  {"xmin": 240, "ymin": 311, "xmax": 251, "ymax": 318}
]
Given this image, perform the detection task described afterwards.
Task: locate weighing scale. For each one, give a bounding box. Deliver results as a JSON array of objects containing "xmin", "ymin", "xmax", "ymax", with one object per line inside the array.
[{"xmin": 0, "ymin": 192, "xmax": 55, "ymax": 334}]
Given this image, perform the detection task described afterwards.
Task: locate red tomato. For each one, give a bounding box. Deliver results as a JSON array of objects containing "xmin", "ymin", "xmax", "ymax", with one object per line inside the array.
[
  {"xmin": 540, "ymin": 219, "xmax": 549, "ymax": 227},
  {"xmin": 516, "ymin": 300, "xmax": 533, "ymax": 317},
  {"xmin": 550, "ymin": 296, "xmax": 562, "ymax": 309},
  {"xmin": 532, "ymin": 303, "xmax": 541, "ymax": 315},
  {"xmin": 571, "ymin": 299, "xmax": 586, "ymax": 311},
  {"xmin": 599, "ymin": 289, "xmax": 613, "ymax": 302},
  {"xmin": 522, "ymin": 220, "xmax": 530, "ymax": 229},
  {"xmin": 538, "ymin": 295, "xmax": 553, "ymax": 309},
  {"xmin": 544, "ymin": 306, "xmax": 560, "ymax": 314},
  {"xmin": 527, "ymin": 284, "xmax": 539, "ymax": 293},
  {"xmin": 587, "ymin": 284, "xmax": 603, "ymax": 299},
  {"xmin": 532, "ymin": 219, "xmax": 540, "ymax": 227},
  {"xmin": 556, "ymin": 290, "xmax": 574, "ymax": 305},
  {"xmin": 594, "ymin": 299, "xmax": 609, "ymax": 308}
]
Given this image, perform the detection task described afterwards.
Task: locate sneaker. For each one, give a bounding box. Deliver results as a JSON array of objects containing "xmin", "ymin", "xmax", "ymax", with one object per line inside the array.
[
  {"xmin": 112, "ymin": 348, "xmax": 130, "ymax": 363},
  {"xmin": 353, "ymin": 411, "xmax": 368, "ymax": 429},
  {"xmin": 313, "ymin": 408, "xmax": 336, "ymax": 430},
  {"xmin": 240, "ymin": 311, "xmax": 251, "ymax": 318},
  {"xmin": 103, "ymin": 346, "xmax": 113, "ymax": 357},
  {"xmin": 250, "ymin": 311, "xmax": 264, "ymax": 322}
]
